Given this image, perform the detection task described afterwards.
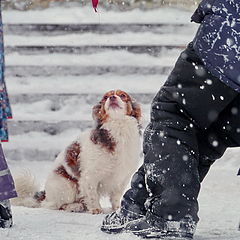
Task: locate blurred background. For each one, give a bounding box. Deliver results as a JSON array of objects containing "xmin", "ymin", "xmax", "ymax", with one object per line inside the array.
[{"xmin": 3, "ymin": 0, "xmax": 201, "ymax": 10}]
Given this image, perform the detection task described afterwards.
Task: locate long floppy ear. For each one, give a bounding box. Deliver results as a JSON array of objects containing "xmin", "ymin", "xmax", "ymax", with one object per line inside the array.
[
  {"xmin": 92, "ymin": 103, "xmax": 107, "ymax": 125},
  {"xmin": 127, "ymin": 99, "xmax": 141, "ymax": 123},
  {"xmin": 131, "ymin": 101, "xmax": 142, "ymax": 122}
]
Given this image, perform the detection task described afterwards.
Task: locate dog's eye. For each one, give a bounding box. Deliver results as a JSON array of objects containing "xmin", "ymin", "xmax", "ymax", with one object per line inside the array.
[
  {"xmin": 120, "ymin": 94, "xmax": 126, "ymax": 99},
  {"xmin": 103, "ymin": 96, "xmax": 108, "ymax": 100}
]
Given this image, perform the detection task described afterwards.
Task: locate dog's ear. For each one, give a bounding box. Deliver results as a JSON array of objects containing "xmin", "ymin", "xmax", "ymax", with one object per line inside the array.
[
  {"xmin": 127, "ymin": 100, "xmax": 141, "ymax": 122},
  {"xmin": 92, "ymin": 103, "xmax": 102, "ymax": 122},
  {"xmin": 92, "ymin": 103, "xmax": 107, "ymax": 125},
  {"xmin": 131, "ymin": 101, "xmax": 141, "ymax": 122}
]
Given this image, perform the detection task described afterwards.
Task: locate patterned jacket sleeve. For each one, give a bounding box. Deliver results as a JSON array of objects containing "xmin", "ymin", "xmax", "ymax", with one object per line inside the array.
[
  {"xmin": 191, "ymin": 0, "xmax": 240, "ymax": 92},
  {"xmin": 191, "ymin": 0, "xmax": 216, "ymax": 23}
]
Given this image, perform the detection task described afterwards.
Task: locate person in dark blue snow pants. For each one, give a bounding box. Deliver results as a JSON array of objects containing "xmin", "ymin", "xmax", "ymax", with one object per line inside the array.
[
  {"xmin": 0, "ymin": 3, "xmax": 17, "ymax": 228},
  {"xmin": 101, "ymin": 0, "xmax": 240, "ymax": 239}
]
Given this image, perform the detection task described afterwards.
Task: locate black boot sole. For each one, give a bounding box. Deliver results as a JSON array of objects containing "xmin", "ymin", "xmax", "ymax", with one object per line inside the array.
[
  {"xmin": 132, "ymin": 230, "xmax": 193, "ymax": 239},
  {"xmin": 101, "ymin": 225, "xmax": 125, "ymax": 234}
]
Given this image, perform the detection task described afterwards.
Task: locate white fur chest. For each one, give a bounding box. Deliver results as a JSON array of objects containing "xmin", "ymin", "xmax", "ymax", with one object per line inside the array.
[{"xmin": 79, "ymin": 116, "xmax": 141, "ymax": 180}]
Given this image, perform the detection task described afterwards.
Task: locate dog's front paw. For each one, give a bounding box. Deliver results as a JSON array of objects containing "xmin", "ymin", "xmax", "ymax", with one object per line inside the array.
[
  {"xmin": 89, "ymin": 208, "xmax": 103, "ymax": 214},
  {"xmin": 60, "ymin": 202, "xmax": 86, "ymax": 212}
]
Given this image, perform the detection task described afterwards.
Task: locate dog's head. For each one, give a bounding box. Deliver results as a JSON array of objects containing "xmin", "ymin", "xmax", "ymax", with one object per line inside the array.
[{"xmin": 92, "ymin": 90, "xmax": 141, "ymax": 125}]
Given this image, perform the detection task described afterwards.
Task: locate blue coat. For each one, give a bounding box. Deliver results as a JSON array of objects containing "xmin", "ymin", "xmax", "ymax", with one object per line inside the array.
[
  {"xmin": 0, "ymin": 6, "xmax": 16, "ymax": 201},
  {"xmin": 192, "ymin": 0, "xmax": 240, "ymax": 92},
  {"xmin": 0, "ymin": 7, "xmax": 12, "ymax": 142}
]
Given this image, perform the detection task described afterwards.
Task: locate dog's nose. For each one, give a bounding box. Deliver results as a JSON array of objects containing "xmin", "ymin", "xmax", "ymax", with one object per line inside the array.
[{"xmin": 110, "ymin": 95, "xmax": 117, "ymax": 101}]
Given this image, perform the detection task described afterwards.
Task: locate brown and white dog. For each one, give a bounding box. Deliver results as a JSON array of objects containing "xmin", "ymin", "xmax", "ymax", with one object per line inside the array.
[{"xmin": 12, "ymin": 90, "xmax": 142, "ymax": 214}]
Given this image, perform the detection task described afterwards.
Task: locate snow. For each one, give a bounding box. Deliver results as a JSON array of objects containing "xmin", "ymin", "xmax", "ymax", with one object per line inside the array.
[
  {"xmin": 2, "ymin": 158, "xmax": 240, "ymax": 240},
  {"xmin": 5, "ymin": 51, "xmax": 178, "ymax": 67},
  {"xmin": 7, "ymin": 75, "xmax": 166, "ymax": 94},
  {"xmin": 10, "ymin": 98, "xmax": 150, "ymax": 121},
  {"xmin": 2, "ymin": 7, "xmax": 192, "ymax": 24},
  {"xmin": 4, "ymin": 33, "xmax": 192, "ymax": 46},
  {"xmin": 0, "ymin": 5, "xmax": 240, "ymax": 240}
]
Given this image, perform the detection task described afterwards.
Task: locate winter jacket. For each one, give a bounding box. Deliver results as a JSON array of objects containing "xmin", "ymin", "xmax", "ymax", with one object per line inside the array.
[
  {"xmin": 192, "ymin": 0, "xmax": 240, "ymax": 92},
  {"xmin": 0, "ymin": 145, "xmax": 17, "ymax": 201},
  {"xmin": 0, "ymin": 7, "xmax": 12, "ymax": 142},
  {"xmin": 0, "ymin": 5, "xmax": 16, "ymax": 201}
]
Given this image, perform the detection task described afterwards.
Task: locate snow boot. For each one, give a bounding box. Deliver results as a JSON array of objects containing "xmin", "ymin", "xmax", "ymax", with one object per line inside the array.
[
  {"xmin": 0, "ymin": 200, "xmax": 13, "ymax": 228},
  {"xmin": 101, "ymin": 209, "xmax": 144, "ymax": 234},
  {"xmin": 125, "ymin": 215, "xmax": 196, "ymax": 239}
]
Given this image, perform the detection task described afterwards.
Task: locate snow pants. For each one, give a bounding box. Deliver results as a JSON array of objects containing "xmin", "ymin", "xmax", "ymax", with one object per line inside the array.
[
  {"xmin": 0, "ymin": 145, "xmax": 16, "ymax": 201},
  {"xmin": 121, "ymin": 43, "xmax": 240, "ymax": 224}
]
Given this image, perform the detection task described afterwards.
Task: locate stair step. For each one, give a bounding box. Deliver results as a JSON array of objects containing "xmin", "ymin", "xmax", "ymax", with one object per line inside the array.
[
  {"xmin": 8, "ymin": 120, "xmax": 93, "ymax": 135},
  {"xmin": 7, "ymin": 75, "xmax": 166, "ymax": 94},
  {"xmin": 6, "ymin": 49, "xmax": 179, "ymax": 68},
  {"xmin": 6, "ymin": 65, "xmax": 173, "ymax": 77},
  {"xmin": 5, "ymin": 45, "xmax": 185, "ymax": 56},
  {"xmin": 5, "ymin": 32, "xmax": 191, "ymax": 48},
  {"xmin": 3, "ymin": 129, "xmax": 80, "ymax": 161},
  {"xmin": 9, "ymin": 93, "xmax": 155, "ymax": 104},
  {"xmin": 4, "ymin": 148, "xmax": 61, "ymax": 162},
  {"xmin": 3, "ymin": 126, "xmax": 146, "ymax": 161},
  {"xmin": 11, "ymin": 102, "xmax": 150, "ymax": 123},
  {"xmin": 8, "ymin": 118, "xmax": 149, "ymax": 135},
  {"xmin": 4, "ymin": 23, "xmax": 195, "ymax": 35}
]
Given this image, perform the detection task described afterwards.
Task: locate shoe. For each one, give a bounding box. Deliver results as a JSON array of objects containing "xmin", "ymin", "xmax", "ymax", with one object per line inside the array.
[
  {"xmin": 125, "ymin": 216, "xmax": 196, "ymax": 239},
  {"xmin": 0, "ymin": 200, "xmax": 13, "ymax": 228},
  {"xmin": 101, "ymin": 209, "xmax": 144, "ymax": 234}
]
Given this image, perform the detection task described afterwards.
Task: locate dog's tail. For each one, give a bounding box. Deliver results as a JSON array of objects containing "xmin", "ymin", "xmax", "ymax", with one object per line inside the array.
[{"xmin": 11, "ymin": 171, "xmax": 45, "ymax": 208}]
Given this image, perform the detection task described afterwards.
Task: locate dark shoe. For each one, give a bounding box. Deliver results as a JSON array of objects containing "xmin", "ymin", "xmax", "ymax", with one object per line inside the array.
[
  {"xmin": 101, "ymin": 209, "xmax": 144, "ymax": 234},
  {"xmin": 0, "ymin": 200, "xmax": 13, "ymax": 228},
  {"xmin": 125, "ymin": 216, "xmax": 196, "ymax": 239}
]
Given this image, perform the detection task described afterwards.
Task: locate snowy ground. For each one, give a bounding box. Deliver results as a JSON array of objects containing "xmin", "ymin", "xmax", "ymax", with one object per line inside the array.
[
  {"xmin": 2, "ymin": 157, "xmax": 240, "ymax": 240},
  {"xmin": 0, "ymin": 6, "xmax": 240, "ymax": 240}
]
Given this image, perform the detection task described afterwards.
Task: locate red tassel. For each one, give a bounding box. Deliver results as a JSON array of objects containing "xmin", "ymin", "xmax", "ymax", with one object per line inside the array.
[{"xmin": 92, "ymin": 0, "xmax": 99, "ymax": 12}]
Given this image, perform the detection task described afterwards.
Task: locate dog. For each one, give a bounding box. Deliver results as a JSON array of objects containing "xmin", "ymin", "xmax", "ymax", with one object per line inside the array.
[{"xmin": 12, "ymin": 90, "xmax": 142, "ymax": 214}]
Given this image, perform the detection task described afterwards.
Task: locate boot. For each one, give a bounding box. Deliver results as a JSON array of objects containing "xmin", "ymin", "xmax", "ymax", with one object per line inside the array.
[
  {"xmin": 0, "ymin": 200, "xmax": 13, "ymax": 228},
  {"xmin": 101, "ymin": 209, "xmax": 144, "ymax": 234},
  {"xmin": 125, "ymin": 214, "xmax": 196, "ymax": 239}
]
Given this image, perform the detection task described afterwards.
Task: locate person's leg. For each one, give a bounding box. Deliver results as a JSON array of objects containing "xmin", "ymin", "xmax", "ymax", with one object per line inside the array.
[
  {"xmin": 197, "ymin": 93, "xmax": 240, "ymax": 182},
  {"xmin": 125, "ymin": 43, "xmax": 238, "ymax": 238},
  {"xmin": 101, "ymin": 43, "xmax": 239, "ymax": 236},
  {"xmin": 102, "ymin": 92, "xmax": 240, "ymax": 233},
  {"xmin": 0, "ymin": 145, "xmax": 17, "ymax": 228},
  {"xmin": 197, "ymin": 130, "xmax": 225, "ymax": 182},
  {"xmin": 120, "ymin": 165, "xmax": 148, "ymax": 217}
]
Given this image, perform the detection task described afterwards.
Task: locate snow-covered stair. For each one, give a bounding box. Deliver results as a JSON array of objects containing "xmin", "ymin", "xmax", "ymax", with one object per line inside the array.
[
  {"xmin": 1, "ymin": 9, "xmax": 240, "ymax": 240},
  {"xmin": 2, "ymin": 20, "xmax": 198, "ymax": 161}
]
